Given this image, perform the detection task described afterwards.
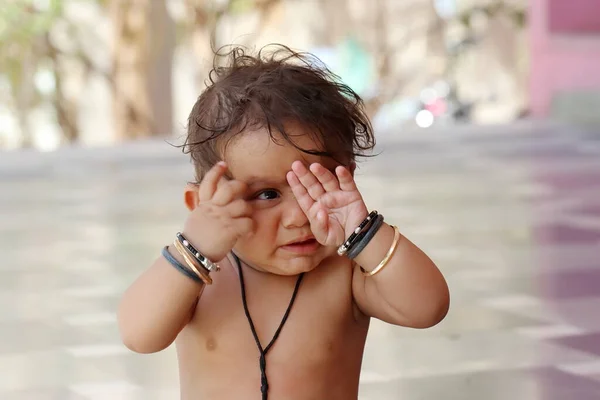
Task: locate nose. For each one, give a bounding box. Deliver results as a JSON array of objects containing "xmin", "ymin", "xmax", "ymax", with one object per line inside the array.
[{"xmin": 281, "ymin": 197, "xmax": 309, "ymax": 229}]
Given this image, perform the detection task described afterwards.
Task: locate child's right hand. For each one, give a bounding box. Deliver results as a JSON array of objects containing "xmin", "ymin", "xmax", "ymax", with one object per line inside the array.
[{"xmin": 182, "ymin": 162, "xmax": 254, "ymax": 262}]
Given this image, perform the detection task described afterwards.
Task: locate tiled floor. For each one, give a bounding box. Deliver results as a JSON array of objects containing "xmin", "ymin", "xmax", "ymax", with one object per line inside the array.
[{"xmin": 1, "ymin": 121, "xmax": 600, "ymax": 399}]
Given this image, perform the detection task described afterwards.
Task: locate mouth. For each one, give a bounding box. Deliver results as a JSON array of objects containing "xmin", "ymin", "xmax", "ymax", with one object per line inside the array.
[{"xmin": 281, "ymin": 237, "xmax": 320, "ymax": 254}]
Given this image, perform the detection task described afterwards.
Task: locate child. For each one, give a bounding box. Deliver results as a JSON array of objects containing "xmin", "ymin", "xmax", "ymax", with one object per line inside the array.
[{"xmin": 118, "ymin": 45, "xmax": 449, "ymax": 400}]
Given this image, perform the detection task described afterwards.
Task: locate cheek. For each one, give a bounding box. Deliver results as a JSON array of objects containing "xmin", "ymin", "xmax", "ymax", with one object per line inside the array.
[
  {"xmin": 251, "ymin": 208, "xmax": 280, "ymax": 238},
  {"xmin": 233, "ymin": 210, "xmax": 280, "ymax": 262},
  {"xmin": 237, "ymin": 208, "xmax": 280, "ymax": 249}
]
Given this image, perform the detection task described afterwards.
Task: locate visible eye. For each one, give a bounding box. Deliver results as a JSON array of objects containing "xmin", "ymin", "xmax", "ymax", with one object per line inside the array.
[{"xmin": 255, "ymin": 189, "xmax": 280, "ymax": 200}]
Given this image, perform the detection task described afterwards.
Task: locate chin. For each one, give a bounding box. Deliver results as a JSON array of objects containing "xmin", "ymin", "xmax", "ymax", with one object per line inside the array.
[
  {"xmin": 234, "ymin": 246, "xmax": 334, "ymax": 276},
  {"xmin": 268, "ymin": 255, "xmax": 321, "ymax": 275}
]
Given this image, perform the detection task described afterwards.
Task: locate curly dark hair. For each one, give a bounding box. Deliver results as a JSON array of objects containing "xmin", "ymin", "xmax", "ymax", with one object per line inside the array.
[{"xmin": 182, "ymin": 44, "xmax": 375, "ymax": 183}]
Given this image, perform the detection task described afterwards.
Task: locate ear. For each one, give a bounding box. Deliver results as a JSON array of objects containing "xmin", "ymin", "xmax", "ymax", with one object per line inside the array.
[
  {"xmin": 349, "ymin": 161, "xmax": 357, "ymax": 177},
  {"xmin": 184, "ymin": 183, "xmax": 200, "ymax": 211}
]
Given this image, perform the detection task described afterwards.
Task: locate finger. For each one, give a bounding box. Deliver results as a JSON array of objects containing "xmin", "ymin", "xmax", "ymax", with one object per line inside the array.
[
  {"xmin": 311, "ymin": 207, "xmax": 329, "ymax": 242},
  {"xmin": 199, "ymin": 162, "xmax": 228, "ymax": 201},
  {"xmin": 212, "ymin": 180, "xmax": 248, "ymax": 205},
  {"xmin": 234, "ymin": 217, "xmax": 255, "ymax": 236},
  {"xmin": 291, "ymin": 160, "xmax": 325, "ymax": 200},
  {"xmin": 309, "ymin": 163, "xmax": 340, "ymax": 192},
  {"xmin": 335, "ymin": 166, "xmax": 358, "ymax": 192},
  {"xmin": 286, "ymin": 170, "xmax": 314, "ymax": 215},
  {"xmin": 226, "ymin": 199, "xmax": 252, "ymax": 217}
]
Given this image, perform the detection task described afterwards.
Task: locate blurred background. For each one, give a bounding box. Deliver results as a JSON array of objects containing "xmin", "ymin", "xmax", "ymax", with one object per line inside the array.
[
  {"xmin": 0, "ymin": 0, "xmax": 532, "ymax": 149},
  {"xmin": 3, "ymin": 0, "xmax": 600, "ymax": 150},
  {"xmin": 1, "ymin": 0, "xmax": 600, "ymax": 399}
]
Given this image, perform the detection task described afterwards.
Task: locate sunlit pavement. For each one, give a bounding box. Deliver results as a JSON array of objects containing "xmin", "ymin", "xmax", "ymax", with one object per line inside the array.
[{"xmin": 1, "ymin": 121, "xmax": 600, "ymax": 399}]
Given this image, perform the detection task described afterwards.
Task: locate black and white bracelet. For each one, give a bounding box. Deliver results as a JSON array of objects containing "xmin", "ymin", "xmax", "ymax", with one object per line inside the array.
[
  {"xmin": 337, "ymin": 211, "xmax": 378, "ymax": 256},
  {"xmin": 346, "ymin": 214, "xmax": 385, "ymax": 259},
  {"xmin": 175, "ymin": 232, "xmax": 220, "ymax": 273}
]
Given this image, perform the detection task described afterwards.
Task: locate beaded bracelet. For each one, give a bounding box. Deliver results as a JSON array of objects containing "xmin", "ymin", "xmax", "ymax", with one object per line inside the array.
[
  {"xmin": 337, "ymin": 211, "xmax": 378, "ymax": 256},
  {"xmin": 346, "ymin": 214, "xmax": 385, "ymax": 259},
  {"xmin": 176, "ymin": 232, "xmax": 220, "ymax": 273}
]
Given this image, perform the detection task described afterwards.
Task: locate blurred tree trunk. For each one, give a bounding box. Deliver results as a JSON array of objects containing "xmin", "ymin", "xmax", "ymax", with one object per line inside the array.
[
  {"xmin": 364, "ymin": 0, "xmax": 390, "ymax": 115},
  {"xmin": 186, "ymin": 0, "xmax": 215, "ymax": 87},
  {"xmin": 362, "ymin": 0, "xmax": 443, "ymax": 114},
  {"xmin": 44, "ymin": 33, "xmax": 79, "ymax": 143},
  {"xmin": 13, "ymin": 49, "xmax": 35, "ymax": 148},
  {"xmin": 148, "ymin": 0, "xmax": 175, "ymax": 136},
  {"xmin": 185, "ymin": 0, "xmax": 282, "ymax": 88},
  {"xmin": 321, "ymin": 0, "xmax": 350, "ymax": 45},
  {"xmin": 110, "ymin": 0, "xmax": 174, "ymax": 140}
]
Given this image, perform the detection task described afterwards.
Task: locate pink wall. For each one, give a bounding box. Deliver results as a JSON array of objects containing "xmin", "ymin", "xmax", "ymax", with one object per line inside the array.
[
  {"xmin": 548, "ymin": 0, "xmax": 600, "ymax": 33},
  {"xmin": 529, "ymin": 0, "xmax": 600, "ymax": 117}
]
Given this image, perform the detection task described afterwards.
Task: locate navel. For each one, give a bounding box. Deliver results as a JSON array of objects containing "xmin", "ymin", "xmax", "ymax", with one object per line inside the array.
[{"xmin": 206, "ymin": 337, "xmax": 217, "ymax": 352}]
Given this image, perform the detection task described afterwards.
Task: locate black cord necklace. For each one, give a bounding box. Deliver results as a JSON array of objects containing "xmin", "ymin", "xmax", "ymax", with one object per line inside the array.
[{"xmin": 233, "ymin": 254, "xmax": 304, "ymax": 400}]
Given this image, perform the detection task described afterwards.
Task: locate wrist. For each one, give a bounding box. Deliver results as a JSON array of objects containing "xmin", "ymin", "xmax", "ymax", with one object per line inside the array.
[
  {"xmin": 162, "ymin": 245, "xmax": 209, "ymax": 285},
  {"xmin": 353, "ymin": 222, "xmax": 396, "ymax": 271},
  {"xmin": 344, "ymin": 204, "xmax": 369, "ymax": 239},
  {"xmin": 181, "ymin": 229, "xmax": 223, "ymax": 262}
]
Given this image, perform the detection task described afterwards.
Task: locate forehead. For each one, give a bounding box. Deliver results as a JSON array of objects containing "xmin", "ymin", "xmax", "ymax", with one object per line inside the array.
[{"xmin": 223, "ymin": 125, "xmax": 335, "ymax": 183}]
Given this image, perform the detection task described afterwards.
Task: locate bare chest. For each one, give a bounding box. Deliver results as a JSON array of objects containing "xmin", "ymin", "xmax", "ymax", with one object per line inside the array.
[{"xmin": 175, "ymin": 260, "xmax": 369, "ymax": 398}]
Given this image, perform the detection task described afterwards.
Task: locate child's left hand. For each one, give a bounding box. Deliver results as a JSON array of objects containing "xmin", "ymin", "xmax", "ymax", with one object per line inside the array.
[{"xmin": 286, "ymin": 161, "xmax": 368, "ymax": 247}]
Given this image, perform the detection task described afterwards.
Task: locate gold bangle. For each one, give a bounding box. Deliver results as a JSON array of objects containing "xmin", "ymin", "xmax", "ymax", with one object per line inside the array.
[
  {"xmin": 173, "ymin": 239, "xmax": 213, "ymax": 285},
  {"xmin": 360, "ymin": 225, "xmax": 401, "ymax": 277},
  {"xmin": 174, "ymin": 240, "xmax": 212, "ymax": 285}
]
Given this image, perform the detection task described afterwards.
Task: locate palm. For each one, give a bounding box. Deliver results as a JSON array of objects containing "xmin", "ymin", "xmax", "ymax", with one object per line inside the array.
[{"xmin": 287, "ymin": 161, "xmax": 368, "ymax": 247}]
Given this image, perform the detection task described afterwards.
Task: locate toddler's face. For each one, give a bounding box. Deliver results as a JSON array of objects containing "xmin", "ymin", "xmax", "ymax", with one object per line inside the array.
[{"xmin": 223, "ymin": 124, "xmax": 344, "ymax": 275}]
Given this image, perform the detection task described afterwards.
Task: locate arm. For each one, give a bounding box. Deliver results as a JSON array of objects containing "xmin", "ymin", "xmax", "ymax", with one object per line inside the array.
[
  {"xmin": 118, "ymin": 162, "xmax": 253, "ymax": 354},
  {"xmin": 286, "ymin": 161, "xmax": 449, "ymax": 329},
  {"xmin": 352, "ymin": 222, "xmax": 449, "ymax": 328},
  {"xmin": 117, "ymin": 249, "xmax": 204, "ymax": 353}
]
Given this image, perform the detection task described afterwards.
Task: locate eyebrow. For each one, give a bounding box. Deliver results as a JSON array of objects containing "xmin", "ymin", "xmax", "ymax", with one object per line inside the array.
[
  {"xmin": 242, "ymin": 175, "xmax": 288, "ymax": 186},
  {"xmin": 237, "ymin": 162, "xmax": 340, "ymax": 186}
]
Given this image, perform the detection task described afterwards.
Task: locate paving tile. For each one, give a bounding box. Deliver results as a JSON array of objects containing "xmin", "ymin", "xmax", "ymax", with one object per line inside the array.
[{"xmin": 2, "ymin": 124, "xmax": 600, "ymax": 399}]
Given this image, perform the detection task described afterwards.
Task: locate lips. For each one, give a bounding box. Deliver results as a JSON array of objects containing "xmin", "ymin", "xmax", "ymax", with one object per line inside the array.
[
  {"xmin": 284, "ymin": 235, "xmax": 316, "ymax": 246},
  {"xmin": 288, "ymin": 238, "xmax": 315, "ymax": 246},
  {"xmin": 281, "ymin": 236, "xmax": 320, "ymax": 254}
]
